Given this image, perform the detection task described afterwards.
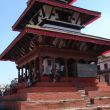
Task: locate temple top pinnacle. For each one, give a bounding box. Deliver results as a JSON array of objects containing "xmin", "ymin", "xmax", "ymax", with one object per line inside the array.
[{"xmin": 27, "ymin": 0, "xmax": 77, "ymax": 5}]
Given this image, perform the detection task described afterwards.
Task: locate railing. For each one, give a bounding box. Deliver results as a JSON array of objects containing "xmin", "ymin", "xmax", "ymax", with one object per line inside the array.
[{"xmin": 98, "ymin": 69, "xmax": 110, "ymax": 74}]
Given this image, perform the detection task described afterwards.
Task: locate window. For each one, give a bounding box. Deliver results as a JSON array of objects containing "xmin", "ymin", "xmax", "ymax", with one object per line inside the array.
[
  {"xmin": 97, "ymin": 65, "xmax": 100, "ymax": 71},
  {"xmin": 55, "ymin": 10, "xmax": 71, "ymax": 22},
  {"xmin": 104, "ymin": 63, "xmax": 108, "ymax": 70}
]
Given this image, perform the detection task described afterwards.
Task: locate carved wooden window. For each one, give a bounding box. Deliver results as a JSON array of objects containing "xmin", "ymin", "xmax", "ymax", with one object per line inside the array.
[{"xmin": 55, "ymin": 10, "xmax": 71, "ymax": 22}]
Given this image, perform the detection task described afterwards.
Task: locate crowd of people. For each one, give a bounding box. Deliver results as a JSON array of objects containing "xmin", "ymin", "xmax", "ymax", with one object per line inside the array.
[
  {"xmin": 25, "ymin": 67, "xmax": 40, "ymax": 87},
  {"xmin": 43, "ymin": 59, "xmax": 65, "ymax": 82}
]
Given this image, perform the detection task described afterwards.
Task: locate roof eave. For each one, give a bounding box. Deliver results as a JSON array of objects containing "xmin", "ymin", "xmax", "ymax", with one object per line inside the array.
[
  {"xmin": 84, "ymin": 15, "xmax": 101, "ymax": 26},
  {"xmin": 102, "ymin": 50, "xmax": 110, "ymax": 55},
  {"xmin": 1, "ymin": 27, "xmax": 110, "ymax": 61}
]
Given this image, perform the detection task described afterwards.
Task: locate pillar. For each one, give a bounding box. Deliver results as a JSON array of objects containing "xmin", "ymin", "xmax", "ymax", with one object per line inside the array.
[
  {"xmin": 21, "ymin": 67, "xmax": 24, "ymax": 82},
  {"xmin": 17, "ymin": 66, "xmax": 21, "ymax": 83},
  {"xmin": 33, "ymin": 60, "xmax": 36, "ymax": 75},
  {"xmin": 34, "ymin": 58, "xmax": 38, "ymax": 76},
  {"xmin": 64, "ymin": 58, "xmax": 68, "ymax": 77},
  {"xmin": 25, "ymin": 65, "xmax": 28, "ymax": 81},
  {"xmin": 39, "ymin": 57, "xmax": 43, "ymax": 81},
  {"xmin": 29, "ymin": 62, "xmax": 32, "ymax": 81}
]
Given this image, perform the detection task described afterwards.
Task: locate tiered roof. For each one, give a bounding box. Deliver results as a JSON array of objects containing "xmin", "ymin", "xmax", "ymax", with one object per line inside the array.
[
  {"xmin": 0, "ymin": 0, "xmax": 110, "ymax": 62},
  {"xmin": 1, "ymin": 26, "xmax": 110, "ymax": 61},
  {"xmin": 13, "ymin": 0, "xmax": 101, "ymax": 31}
]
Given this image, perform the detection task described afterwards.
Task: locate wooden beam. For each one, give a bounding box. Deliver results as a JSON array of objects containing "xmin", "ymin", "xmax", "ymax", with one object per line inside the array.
[
  {"xmin": 49, "ymin": 6, "xmax": 55, "ymax": 19},
  {"xmin": 41, "ymin": 6, "xmax": 46, "ymax": 17},
  {"xmin": 81, "ymin": 15, "xmax": 93, "ymax": 25},
  {"xmin": 69, "ymin": 11, "xmax": 74, "ymax": 22},
  {"xmin": 75, "ymin": 13, "xmax": 81, "ymax": 24}
]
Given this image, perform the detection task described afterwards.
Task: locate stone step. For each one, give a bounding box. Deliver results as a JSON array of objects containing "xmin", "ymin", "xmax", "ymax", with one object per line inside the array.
[
  {"xmin": 84, "ymin": 84, "xmax": 110, "ymax": 91},
  {"xmin": 1, "ymin": 92, "xmax": 81, "ymax": 100},
  {"xmin": 86, "ymin": 101, "xmax": 91, "ymax": 104},
  {"xmin": 18, "ymin": 86, "xmax": 77, "ymax": 93},
  {"xmin": 18, "ymin": 79, "xmax": 74, "ymax": 90},
  {"xmin": 2, "ymin": 101, "xmax": 110, "ymax": 110},
  {"xmin": 81, "ymin": 94, "xmax": 87, "ymax": 97},
  {"xmin": 64, "ymin": 105, "xmax": 110, "ymax": 110},
  {"xmin": 78, "ymin": 83, "xmax": 98, "ymax": 86},
  {"xmin": 84, "ymin": 86, "xmax": 99, "ymax": 91},
  {"xmin": 88, "ymin": 91, "xmax": 110, "ymax": 106},
  {"xmin": 26, "ymin": 92, "xmax": 81, "ymax": 101},
  {"xmin": 0, "ymin": 99, "xmax": 86, "ymax": 110},
  {"xmin": 88, "ymin": 91, "xmax": 110, "ymax": 99},
  {"xmin": 78, "ymin": 89, "xmax": 93, "ymax": 107},
  {"xmin": 0, "ymin": 93, "xmax": 27, "ymax": 102},
  {"xmin": 98, "ymin": 86, "xmax": 110, "ymax": 91},
  {"xmin": 0, "ymin": 92, "xmax": 82, "ymax": 102},
  {"xmin": 41, "ymin": 76, "xmax": 73, "ymax": 82},
  {"xmin": 1, "ymin": 96, "xmax": 110, "ymax": 110},
  {"xmin": 97, "ymin": 82, "xmax": 108, "ymax": 86},
  {"xmin": 20, "ymin": 99, "xmax": 86, "ymax": 110},
  {"xmin": 78, "ymin": 90, "xmax": 86, "ymax": 93},
  {"xmin": 34, "ymin": 81, "xmax": 74, "ymax": 87},
  {"xmin": 93, "ymin": 97, "xmax": 110, "ymax": 106}
]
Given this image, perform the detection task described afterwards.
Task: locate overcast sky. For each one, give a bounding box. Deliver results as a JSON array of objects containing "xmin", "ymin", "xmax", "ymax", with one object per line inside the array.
[{"xmin": 0, "ymin": 0, "xmax": 110, "ymax": 84}]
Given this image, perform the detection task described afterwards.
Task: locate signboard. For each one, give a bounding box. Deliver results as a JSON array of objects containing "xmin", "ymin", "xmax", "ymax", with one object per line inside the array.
[{"xmin": 77, "ymin": 64, "xmax": 97, "ymax": 77}]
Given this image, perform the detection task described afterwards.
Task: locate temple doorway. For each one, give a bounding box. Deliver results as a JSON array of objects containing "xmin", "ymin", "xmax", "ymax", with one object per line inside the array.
[
  {"xmin": 55, "ymin": 58, "xmax": 65, "ymax": 77},
  {"xmin": 67, "ymin": 59, "xmax": 77, "ymax": 77}
]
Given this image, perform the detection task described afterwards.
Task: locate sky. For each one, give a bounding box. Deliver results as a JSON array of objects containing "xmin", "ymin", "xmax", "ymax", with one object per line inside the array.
[{"xmin": 0, "ymin": 0, "xmax": 110, "ymax": 84}]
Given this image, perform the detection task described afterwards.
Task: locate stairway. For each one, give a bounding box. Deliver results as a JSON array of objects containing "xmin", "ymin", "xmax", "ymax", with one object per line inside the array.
[
  {"xmin": 0, "ymin": 78, "xmax": 86, "ymax": 110},
  {"xmin": 17, "ymin": 81, "xmax": 77, "ymax": 93},
  {"xmin": 1, "ymin": 78, "xmax": 110, "ymax": 110},
  {"xmin": 0, "ymin": 92, "xmax": 86, "ymax": 110},
  {"xmin": 78, "ymin": 89, "xmax": 92, "ymax": 107}
]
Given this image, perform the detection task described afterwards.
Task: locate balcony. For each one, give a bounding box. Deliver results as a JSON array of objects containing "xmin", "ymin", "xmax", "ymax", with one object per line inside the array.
[{"xmin": 98, "ymin": 69, "xmax": 110, "ymax": 74}]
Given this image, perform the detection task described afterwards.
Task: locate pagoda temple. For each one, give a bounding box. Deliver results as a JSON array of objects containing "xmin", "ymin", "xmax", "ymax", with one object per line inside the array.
[{"xmin": 1, "ymin": 0, "xmax": 110, "ymax": 109}]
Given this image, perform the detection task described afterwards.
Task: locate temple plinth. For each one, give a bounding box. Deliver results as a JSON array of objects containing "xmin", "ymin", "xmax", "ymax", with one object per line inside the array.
[{"xmin": 1, "ymin": 0, "xmax": 110, "ymax": 110}]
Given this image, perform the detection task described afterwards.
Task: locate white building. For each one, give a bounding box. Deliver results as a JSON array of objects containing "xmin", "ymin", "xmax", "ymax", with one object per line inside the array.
[{"xmin": 98, "ymin": 50, "xmax": 110, "ymax": 83}]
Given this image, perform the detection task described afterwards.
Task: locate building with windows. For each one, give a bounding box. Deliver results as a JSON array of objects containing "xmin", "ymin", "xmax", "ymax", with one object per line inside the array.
[{"xmin": 98, "ymin": 50, "xmax": 110, "ymax": 83}]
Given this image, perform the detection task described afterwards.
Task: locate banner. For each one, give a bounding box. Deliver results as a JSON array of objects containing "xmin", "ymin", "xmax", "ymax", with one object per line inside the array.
[{"xmin": 77, "ymin": 64, "xmax": 97, "ymax": 77}]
